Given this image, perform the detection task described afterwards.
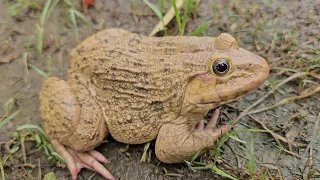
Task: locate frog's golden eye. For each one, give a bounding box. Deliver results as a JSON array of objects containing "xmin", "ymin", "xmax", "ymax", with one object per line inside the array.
[{"xmin": 212, "ymin": 58, "xmax": 230, "ymax": 76}]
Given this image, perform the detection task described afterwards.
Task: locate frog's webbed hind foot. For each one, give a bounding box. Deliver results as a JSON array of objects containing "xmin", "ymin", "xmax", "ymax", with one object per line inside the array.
[{"xmin": 52, "ymin": 140, "xmax": 115, "ymax": 180}]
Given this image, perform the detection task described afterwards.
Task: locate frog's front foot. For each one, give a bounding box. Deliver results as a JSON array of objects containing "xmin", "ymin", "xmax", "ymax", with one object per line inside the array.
[
  {"xmin": 155, "ymin": 109, "xmax": 229, "ymax": 163},
  {"xmin": 194, "ymin": 108, "xmax": 229, "ymax": 136},
  {"xmin": 51, "ymin": 140, "xmax": 115, "ymax": 180}
]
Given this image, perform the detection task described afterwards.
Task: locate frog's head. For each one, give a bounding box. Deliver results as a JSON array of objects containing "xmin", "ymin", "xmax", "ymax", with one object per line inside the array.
[{"xmin": 182, "ymin": 33, "xmax": 269, "ymax": 114}]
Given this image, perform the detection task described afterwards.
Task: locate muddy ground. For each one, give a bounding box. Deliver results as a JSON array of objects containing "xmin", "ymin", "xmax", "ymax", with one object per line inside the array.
[{"xmin": 0, "ymin": 0, "xmax": 319, "ymax": 180}]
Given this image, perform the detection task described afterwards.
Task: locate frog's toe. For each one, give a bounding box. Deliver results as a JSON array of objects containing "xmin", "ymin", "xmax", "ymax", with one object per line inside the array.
[
  {"xmin": 88, "ymin": 150, "xmax": 109, "ymax": 163},
  {"xmin": 206, "ymin": 109, "xmax": 220, "ymax": 129},
  {"xmin": 69, "ymin": 148, "xmax": 115, "ymax": 180},
  {"xmin": 51, "ymin": 140, "xmax": 79, "ymax": 180},
  {"xmin": 204, "ymin": 109, "xmax": 229, "ymax": 140},
  {"xmin": 52, "ymin": 140, "xmax": 115, "ymax": 180},
  {"xmin": 211, "ymin": 124, "xmax": 229, "ymax": 141}
]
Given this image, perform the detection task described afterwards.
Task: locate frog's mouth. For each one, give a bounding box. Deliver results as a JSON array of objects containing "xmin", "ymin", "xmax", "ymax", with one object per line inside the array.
[
  {"xmin": 195, "ymin": 75, "xmax": 268, "ymax": 109},
  {"xmin": 196, "ymin": 94, "xmax": 241, "ymax": 109},
  {"xmin": 196, "ymin": 92, "xmax": 249, "ymax": 107}
]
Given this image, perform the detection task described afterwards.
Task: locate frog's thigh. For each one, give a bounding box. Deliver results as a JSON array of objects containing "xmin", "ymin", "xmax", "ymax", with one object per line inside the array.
[
  {"xmin": 155, "ymin": 120, "xmax": 212, "ymax": 163},
  {"xmin": 40, "ymin": 77, "xmax": 107, "ymax": 152}
]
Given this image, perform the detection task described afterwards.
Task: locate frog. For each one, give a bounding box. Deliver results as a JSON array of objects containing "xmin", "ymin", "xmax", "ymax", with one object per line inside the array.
[{"xmin": 39, "ymin": 28, "xmax": 269, "ymax": 180}]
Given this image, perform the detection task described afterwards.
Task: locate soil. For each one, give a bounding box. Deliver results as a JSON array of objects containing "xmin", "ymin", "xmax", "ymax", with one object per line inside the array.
[{"xmin": 0, "ymin": 0, "xmax": 319, "ymax": 180}]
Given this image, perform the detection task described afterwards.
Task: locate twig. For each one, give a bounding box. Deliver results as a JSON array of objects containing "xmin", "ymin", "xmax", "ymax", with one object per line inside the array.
[
  {"xmin": 248, "ymin": 86, "xmax": 320, "ymax": 114},
  {"xmin": 268, "ymin": 171, "xmax": 275, "ymax": 180},
  {"xmin": 37, "ymin": 158, "xmax": 41, "ymax": 180},
  {"xmin": 21, "ymin": 136, "xmax": 27, "ymax": 163},
  {"xmin": 87, "ymin": 172, "xmax": 96, "ymax": 180},
  {"xmin": 225, "ymin": 143, "xmax": 240, "ymax": 168},
  {"xmin": 277, "ymin": 168, "xmax": 284, "ymax": 180},
  {"xmin": 248, "ymin": 115, "xmax": 306, "ymax": 148},
  {"xmin": 230, "ymin": 72, "xmax": 307, "ymax": 128},
  {"xmin": 302, "ymin": 113, "xmax": 320, "ymax": 172}
]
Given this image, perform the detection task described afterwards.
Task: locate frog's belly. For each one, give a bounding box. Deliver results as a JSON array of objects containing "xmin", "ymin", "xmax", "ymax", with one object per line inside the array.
[
  {"xmin": 105, "ymin": 111, "xmax": 162, "ymax": 144},
  {"xmin": 102, "ymin": 101, "xmax": 181, "ymax": 144}
]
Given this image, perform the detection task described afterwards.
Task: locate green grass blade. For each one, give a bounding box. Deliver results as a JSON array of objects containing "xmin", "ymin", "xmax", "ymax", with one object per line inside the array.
[
  {"xmin": 249, "ymin": 136, "xmax": 255, "ymax": 179},
  {"xmin": 0, "ymin": 109, "xmax": 21, "ymax": 128},
  {"xmin": 43, "ymin": 145, "xmax": 51, "ymax": 157},
  {"xmin": 271, "ymin": 67, "xmax": 298, "ymax": 73},
  {"xmin": 22, "ymin": 53, "xmax": 29, "ymax": 75},
  {"xmin": 0, "ymin": 156, "xmax": 5, "ymax": 180},
  {"xmin": 140, "ymin": 142, "xmax": 151, "ymax": 162},
  {"xmin": 34, "ymin": 133, "xmax": 42, "ymax": 145},
  {"xmin": 3, "ymin": 97, "xmax": 15, "ymax": 115},
  {"xmin": 207, "ymin": 165, "xmax": 238, "ymax": 180},
  {"xmin": 46, "ymin": 143, "xmax": 55, "ymax": 154},
  {"xmin": 52, "ymin": 152, "xmax": 65, "ymax": 163},
  {"xmin": 180, "ymin": 0, "xmax": 192, "ymax": 35},
  {"xmin": 40, "ymin": 0, "xmax": 52, "ymax": 26},
  {"xmin": 214, "ymin": 129, "xmax": 268, "ymax": 161},
  {"xmin": 68, "ymin": 9, "xmax": 79, "ymax": 41},
  {"xmin": 9, "ymin": 146, "xmax": 19, "ymax": 155},
  {"xmin": 190, "ymin": 21, "xmax": 211, "ymax": 36},
  {"xmin": 36, "ymin": 24, "xmax": 44, "ymax": 54},
  {"xmin": 158, "ymin": 0, "xmax": 163, "ymax": 13},
  {"xmin": 143, "ymin": 0, "xmax": 163, "ymax": 20},
  {"xmin": 63, "ymin": 0, "xmax": 74, "ymax": 7},
  {"xmin": 27, "ymin": 63, "xmax": 49, "ymax": 78},
  {"xmin": 260, "ymin": 169, "xmax": 268, "ymax": 180},
  {"xmin": 16, "ymin": 124, "xmax": 48, "ymax": 140},
  {"xmin": 170, "ymin": 0, "xmax": 181, "ymax": 32},
  {"xmin": 229, "ymin": 135, "xmax": 247, "ymax": 144},
  {"xmin": 71, "ymin": 9, "xmax": 92, "ymax": 34},
  {"xmin": 191, "ymin": 150, "xmax": 201, "ymax": 163},
  {"xmin": 45, "ymin": 0, "xmax": 60, "ymax": 23},
  {"xmin": 46, "ymin": 54, "xmax": 53, "ymax": 74}
]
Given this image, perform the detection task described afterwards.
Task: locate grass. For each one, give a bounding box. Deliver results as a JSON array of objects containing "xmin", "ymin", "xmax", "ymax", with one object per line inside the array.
[
  {"xmin": 248, "ymin": 136, "xmax": 254, "ymax": 179},
  {"xmin": 0, "ymin": 103, "xmax": 62, "ymax": 179},
  {"xmin": 15, "ymin": 124, "xmax": 65, "ymax": 163},
  {"xmin": 140, "ymin": 142, "xmax": 151, "ymax": 162},
  {"xmin": 145, "ymin": 0, "xmax": 209, "ymax": 36},
  {"xmin": 27, "ymin": 63, "xmax": 49, "ymax": 78},
  {"xmin": 37, "ymin": 0, "xmax": 60, "ymax": 55},
  {"xmin": 37, "ymin": 0, "xmax": 91, "ymax": 54},
  {"xmin": 170, "ymin": 0, "xmax": 200, "ymax": 36},
  {"xmin": 4, "ymin": 0, "xmax": 22, "ymax": 19},
  {"xmin": 0, "ymin": 144, "xmax": 19, "ymax": 180},
  {"xmin": 0, "ymin": 96, "xmax": 20, "ymax": 129},
  {"xmin": 0, "ymin": 109, "xmax": 21, "ymax": 129},
  {"xmin": 185, "ymin": 129, "xmax": 269, "ymax": 179},
  {"xmin": 68, "ymin": 7, "xmax": 92, "ymax": 42}
]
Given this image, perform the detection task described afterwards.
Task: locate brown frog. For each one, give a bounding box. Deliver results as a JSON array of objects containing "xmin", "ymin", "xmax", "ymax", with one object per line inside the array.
[{"xmin": 40, "ymin": 28, "xmax": 269, "ymax": 180}]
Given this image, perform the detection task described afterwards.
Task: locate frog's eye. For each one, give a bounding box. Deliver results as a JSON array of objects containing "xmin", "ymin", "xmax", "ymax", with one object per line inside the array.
[{"xmin": 212, "ymin": 59, "xmax": 230, "ymax": 76}]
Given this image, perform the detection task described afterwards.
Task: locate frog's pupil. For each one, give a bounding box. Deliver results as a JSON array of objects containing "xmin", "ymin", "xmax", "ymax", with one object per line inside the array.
[
  {"xmin": 215, "ymin": 62, "xmax": 228, "ymax": 72},
  {"xmin": 212, "ymin": 59, "xmax": 230, "ymax": 76}
]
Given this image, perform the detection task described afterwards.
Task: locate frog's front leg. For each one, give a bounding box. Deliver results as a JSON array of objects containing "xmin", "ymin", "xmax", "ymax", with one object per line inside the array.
[
  {"xmin": 155, "ymin": 109, "xmax": 228, "ymax": 163},
  {"xmin": 40, "ymin": 76, "xmax": 115, "ymax": 180}
]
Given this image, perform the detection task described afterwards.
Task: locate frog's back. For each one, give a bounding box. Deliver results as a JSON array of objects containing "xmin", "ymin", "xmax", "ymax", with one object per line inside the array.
[{"xmin": 68, "ymin": 29, "xmax": 215, "ymax": 144}]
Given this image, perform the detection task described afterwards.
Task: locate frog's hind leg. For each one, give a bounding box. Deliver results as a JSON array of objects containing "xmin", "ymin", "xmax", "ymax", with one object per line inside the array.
[{"xmin": 40, "ymin": 77, "xmax": 114, "ymax": 180}]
